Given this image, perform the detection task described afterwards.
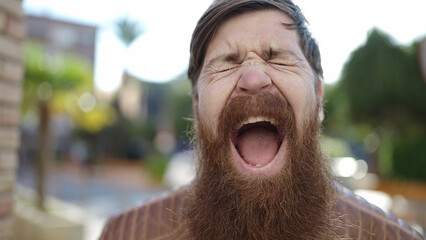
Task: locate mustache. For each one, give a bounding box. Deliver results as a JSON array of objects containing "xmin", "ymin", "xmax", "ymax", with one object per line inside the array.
[{"xmin": 218, "ymin": 93, "xmax": 296, "ymax": 139}]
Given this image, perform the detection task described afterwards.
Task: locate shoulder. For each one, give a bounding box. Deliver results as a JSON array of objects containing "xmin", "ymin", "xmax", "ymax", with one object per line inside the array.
[
  {"xmin": 334, "ymin": 185, "xmax": 423, "ymax": 239},
  {"xmin": 99, "ymin": 185, "xmax": 190, "ymax": 240}
]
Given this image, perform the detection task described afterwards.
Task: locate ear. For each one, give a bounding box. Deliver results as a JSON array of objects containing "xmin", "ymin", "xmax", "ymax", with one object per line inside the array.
[
  {"xmin": 192, "ymin": 90, "xmax": 199, "ymax": 112},
  {"xmin": 317, "ymin": 81, "xmax": 324, "ymax": 99}
]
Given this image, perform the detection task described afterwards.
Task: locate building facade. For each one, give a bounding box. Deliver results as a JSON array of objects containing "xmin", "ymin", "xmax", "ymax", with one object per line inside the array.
[
  {"xmin": 26, "ymin": 15, "xmax": 96, "ymax": 65},
  {"xmin": 0, "ymin": 0, "xmax": 25, "ymax": 239}
]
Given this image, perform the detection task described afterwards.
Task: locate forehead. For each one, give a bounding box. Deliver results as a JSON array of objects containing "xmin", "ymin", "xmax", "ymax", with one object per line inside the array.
[{"xmin": 205, "ymin": 10, "xmax": 300, "ymax": 61}]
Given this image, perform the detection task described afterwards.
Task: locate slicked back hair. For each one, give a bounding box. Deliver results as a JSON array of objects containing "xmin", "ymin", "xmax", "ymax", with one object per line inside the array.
[{"xmin": 188, "ymin": 0, "xmax": 323, "ymax": 96}]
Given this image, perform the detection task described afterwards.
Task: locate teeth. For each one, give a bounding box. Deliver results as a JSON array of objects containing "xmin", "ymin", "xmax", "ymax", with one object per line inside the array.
[
  {"xmin": 239, "ymin": 116, "xmax": 276, "ymax": 129},
  {"xmin": 248, "ymin": 163, "xmax": 263, "ymax": 168}
]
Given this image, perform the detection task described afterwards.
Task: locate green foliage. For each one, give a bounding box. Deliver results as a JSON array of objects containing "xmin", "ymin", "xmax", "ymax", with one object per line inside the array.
[
  {"xmin": 145, "ymin": 154, "xmax": 169, "ymax": 181},
  {"xmin": 391, "ymin": 138, "xmax": 426, "ymax": 181},
  {"xmin": 337, "ymin": 29, "xmax": 426, "ymax": 128},
  {"xmin": 165, "ymin": 77, "xmax": 193, "ymax": 143},
  {"xmin": 23, "ymin": 41, "xmax": 116, "ymax": 133},
  {"xmin": 23, "ymin": 42, "xmax": 92, "ymax": 111},
  {"xmin": 98, "ymin": 74, "xmax": 193, "ymax": 160},
  {"xmin": 321, "ymin": 136, "xmax": 353, "ymax": 158},
  {"xmin": 324, "ymin": 28, "xmax": 426, "ymax": 181}
]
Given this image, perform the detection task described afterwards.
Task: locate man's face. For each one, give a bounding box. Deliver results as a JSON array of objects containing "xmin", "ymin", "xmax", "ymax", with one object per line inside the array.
[{"xmin": 194, "ymin": 9, "xmax": 322, "ymax": 178}]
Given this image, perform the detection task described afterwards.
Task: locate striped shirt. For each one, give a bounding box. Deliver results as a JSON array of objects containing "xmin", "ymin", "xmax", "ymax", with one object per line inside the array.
[{"xmin": 99, "ymin": 184, "xmax": 424, "ymax": 240}]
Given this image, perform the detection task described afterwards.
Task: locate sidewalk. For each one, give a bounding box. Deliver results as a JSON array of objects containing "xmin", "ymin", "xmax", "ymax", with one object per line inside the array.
[{"xmin": 17, "ymin": 160, "xmax": 169, "ymax": 240}]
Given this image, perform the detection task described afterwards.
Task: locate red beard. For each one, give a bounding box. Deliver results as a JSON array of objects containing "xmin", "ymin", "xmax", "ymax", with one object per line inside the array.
[{"xmin": 186, "ymin": 93, "xmax": 339, "ymax": 239}]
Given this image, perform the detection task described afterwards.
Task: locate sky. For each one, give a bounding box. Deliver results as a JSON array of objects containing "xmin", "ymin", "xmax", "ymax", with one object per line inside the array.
[{"xmin": 23, "ymin": 0, "xmax": 426, "ymax": 93}]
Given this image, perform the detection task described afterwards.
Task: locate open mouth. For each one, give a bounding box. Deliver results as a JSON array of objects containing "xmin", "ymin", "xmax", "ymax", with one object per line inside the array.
[{"xmin": 231, "ymin": 116, "xmax": 285, "ymax": 170}]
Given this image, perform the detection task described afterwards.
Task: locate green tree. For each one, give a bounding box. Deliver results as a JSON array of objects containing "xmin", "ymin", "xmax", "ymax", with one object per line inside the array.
[
  {"xmin": 114, "ymin": 16, "xmax": 144, "ymax": 87},
  {"xmin": 165, "ymin": 75, "xmax": 193, "ymax": 147},
  {"xmin": 23, "ymin": 42, "xmax": 115, "ymax": 209},
  {"xmin": 324, "ymin": 29, "xmax": 426, "ymax": 181},
  {"xmin": 114, "ymin": 16, "xmax": 143, "ymax": 47}
]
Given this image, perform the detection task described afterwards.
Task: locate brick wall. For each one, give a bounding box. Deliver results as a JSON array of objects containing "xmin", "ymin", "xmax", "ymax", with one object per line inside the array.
[{"xmin": 0, "ymin": 0, "xmax": 24, "ymax": 239}]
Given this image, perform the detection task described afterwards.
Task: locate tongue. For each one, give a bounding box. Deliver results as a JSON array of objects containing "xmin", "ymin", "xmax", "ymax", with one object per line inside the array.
[{"xmin": 237, "ymin": 128, "xmax": 279, "ymax": 166}]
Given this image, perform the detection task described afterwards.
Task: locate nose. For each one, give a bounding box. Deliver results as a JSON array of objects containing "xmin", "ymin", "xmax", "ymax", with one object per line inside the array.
[{"xmin": 237, "ymin": 68, "xmax": 272, "ymax": 95}]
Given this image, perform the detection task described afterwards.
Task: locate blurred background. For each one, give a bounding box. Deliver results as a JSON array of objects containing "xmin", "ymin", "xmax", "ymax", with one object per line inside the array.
[{"xmin": 0, "ymin": 0, "xmax": 425, "ymax": 239}]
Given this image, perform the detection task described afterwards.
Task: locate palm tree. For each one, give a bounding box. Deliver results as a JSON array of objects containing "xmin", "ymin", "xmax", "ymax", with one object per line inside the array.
[
  {"xmin": 113, "ymin": 16, "xmax": 144, "ymax": 82},
  {"xmin": 23, "ymin": 42, "xmax": 94, "ymax": 209},
  {"xmin": 114, "ymin": 16, "xmax": 144, "ymax": 47}
]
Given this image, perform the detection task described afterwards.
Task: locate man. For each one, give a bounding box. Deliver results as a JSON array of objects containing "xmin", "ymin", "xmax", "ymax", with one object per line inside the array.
[{"xmin": 100, "ymin": 0, "xmax": 424, "ymax": 239}]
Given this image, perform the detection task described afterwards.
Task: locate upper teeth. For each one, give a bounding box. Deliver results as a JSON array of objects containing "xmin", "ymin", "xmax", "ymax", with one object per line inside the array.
[{"xmin": 239, "ymin": 116, "xmax": 276, "ymax": 129}]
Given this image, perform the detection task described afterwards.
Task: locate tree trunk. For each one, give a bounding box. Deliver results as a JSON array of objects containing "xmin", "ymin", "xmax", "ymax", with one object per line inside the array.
[{"xmin": 36, "ymin": 100, "xmax": 51, "ymax": 210}]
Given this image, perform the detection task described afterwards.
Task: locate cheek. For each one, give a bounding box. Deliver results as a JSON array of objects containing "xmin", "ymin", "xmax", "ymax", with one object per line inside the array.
[
  {"xmin": 273, "ymin": 75, "xmax": 316, "ymax": 129},
  {"xmin": 197, "ymin": 79, "xmax": 236, "ymax": 130},
  {"xmin": 197, "ymin": 95, "xmax": 219, "ymax": 128}
]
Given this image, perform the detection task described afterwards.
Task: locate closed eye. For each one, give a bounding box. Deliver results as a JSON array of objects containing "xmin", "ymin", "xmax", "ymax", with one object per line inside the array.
[
  {"xmin": 269, "ymin": 59, "xmax": 300, "ymax": 67},
  {"xmin": 218, "ymin": 66, "xmax": 237, "ymax": 73},
  {"xmin": 271, "ymin": 62, "xmax": 287, "ymax": 66},
  {"xmin": 270, "ymin": 62, "xmax": 291, "ymax": 67}
]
